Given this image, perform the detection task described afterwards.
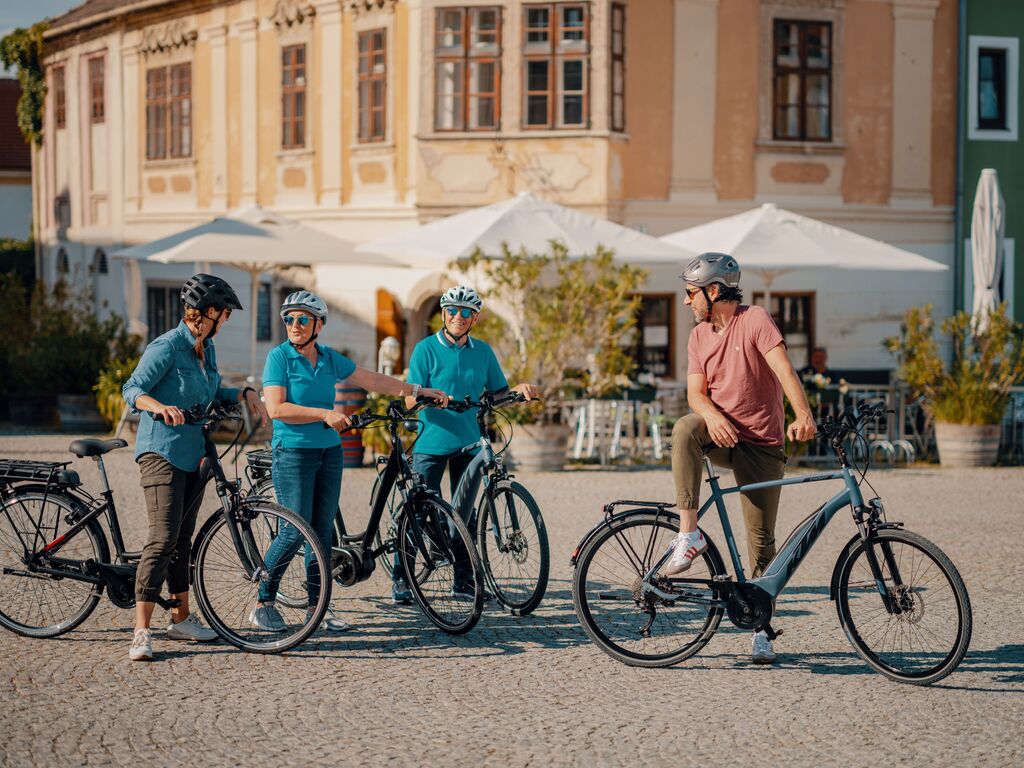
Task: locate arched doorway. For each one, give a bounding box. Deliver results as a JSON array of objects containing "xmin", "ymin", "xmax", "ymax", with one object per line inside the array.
[{"xmin": 376, "ymin": 288, "xmax": 406, "ymax": 371}]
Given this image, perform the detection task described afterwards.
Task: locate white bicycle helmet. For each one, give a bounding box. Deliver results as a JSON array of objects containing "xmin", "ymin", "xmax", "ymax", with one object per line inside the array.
[
  {"xmin": 280, "ymin": 290, "xmax": 328, "ymax": 323},
  {"xmin": 439, "ymin": 285, "xmax": 484, "ymax": 313}
]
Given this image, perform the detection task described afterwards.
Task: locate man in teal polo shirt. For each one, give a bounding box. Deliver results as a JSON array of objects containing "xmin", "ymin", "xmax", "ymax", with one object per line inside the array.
[{"xmin": 398, "ymin": 285, "xmax": 537, "ymax": 602}]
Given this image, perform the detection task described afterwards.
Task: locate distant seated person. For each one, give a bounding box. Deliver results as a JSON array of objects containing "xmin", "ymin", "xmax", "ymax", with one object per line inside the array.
[{"xmin": 798, "ymin": 347, "xmax": 837, "ymax": 381}]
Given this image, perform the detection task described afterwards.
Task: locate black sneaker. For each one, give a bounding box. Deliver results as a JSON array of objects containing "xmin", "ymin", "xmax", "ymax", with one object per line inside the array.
[
  {"xmin": 391, "ymin": 579, "xmax": 413, "ymax": 605},
  {"xmin": 451, "ymin": 583, "xmax": 494, "ymax": 602}
]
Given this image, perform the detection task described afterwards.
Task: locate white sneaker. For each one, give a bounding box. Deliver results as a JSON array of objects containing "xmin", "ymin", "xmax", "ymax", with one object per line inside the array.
[
  {"xmin": 129, "ymin": 628, "xmax": 154, "ymax": 661},
  {"xmin": 664, "ymin": 530, "xmax": 708, "ymax": 576},
  {"xmin": 166, "ymin": 613, "xmax": 218, "ymax": 642},
  {"xmin": 752, "ymin": 630, "xmax": 777, "ymax": 664},
  {"xmin": 308, "ymin": 607, "xmax": 351, "ymax": 633},
  {"xmin": 249, "ymin": 602, "xmax": 287, "ymax": 632}
]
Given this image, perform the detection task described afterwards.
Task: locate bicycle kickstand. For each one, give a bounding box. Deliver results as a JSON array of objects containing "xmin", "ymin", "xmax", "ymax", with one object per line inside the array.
[
  {"xmin": 154, "ymin": 595, "xmax": 183, "ymax": 610},
  {"xmin": 762, "ymin": 623, "xmax": 783, "ymax": 641}
]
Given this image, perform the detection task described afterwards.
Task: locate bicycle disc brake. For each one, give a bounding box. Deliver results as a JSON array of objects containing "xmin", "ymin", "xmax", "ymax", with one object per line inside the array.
[{"xmin": 726, "ymin": 583, "xmax": 773, "ymax": 631}]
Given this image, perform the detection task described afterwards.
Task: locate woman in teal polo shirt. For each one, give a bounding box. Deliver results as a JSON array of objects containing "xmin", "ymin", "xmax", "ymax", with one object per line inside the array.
[
  {"xmin": 122, "ymin": 273, "xmax": 268, "ymax": 661},
  {"xmin": 252, "ymin": 290, "xmax": 447, "ymax": 633}
]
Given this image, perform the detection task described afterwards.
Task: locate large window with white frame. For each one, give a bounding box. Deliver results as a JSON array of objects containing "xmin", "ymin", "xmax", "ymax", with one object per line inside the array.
[
  {"xmin": 968, "ymin": 35, "xmax": 1019, "ymax": 141},
  {"xmin": 435, "ymin": 7, "xmax": 502, "ymax": 131},
  {"xmin": 358, "ymin": 29, "xmax": 387, "ymax": 142},
  {"xmin": 146, "ymin": 63, "xmax": 192, "ymax": 159},
  {"xmin": 281, "ymin": 44, "xmax": 307, "ymax": 149},
  {"xmin": 522, "ymin": 3, "xmax": 589, "ymax": 129}
]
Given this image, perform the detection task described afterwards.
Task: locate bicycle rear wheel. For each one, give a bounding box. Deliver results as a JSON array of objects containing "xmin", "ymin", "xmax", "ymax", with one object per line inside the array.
[
  {"xmin": 572, "ymin": 510, "xmax": 725, "ymax": 667},
  {"xmin": 476, "ymin": 481, "xmax": 549, "ymax": 616},
  {"xmin": 0, "ymin": 491, "xmax": 105, "ymax": 638},
  {"xmin": 192, "ymin": 502, "xmax": 331, "ymax": 653},
  {"xmin": 836, "ymin": 528, "xmax": 972, "ymax": 685},
  {"xmin": 249, "ymin": 477, "xmax": 345, "ymax": 606},
  {"xmin": 397, "ymin": 495, "xmax": 483, "ymax": 634}
]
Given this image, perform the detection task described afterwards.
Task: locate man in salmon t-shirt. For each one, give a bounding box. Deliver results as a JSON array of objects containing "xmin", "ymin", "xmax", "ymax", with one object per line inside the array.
[{"xmin": 666, "ymin": 252, "xmax": 816, "ymax": 664}]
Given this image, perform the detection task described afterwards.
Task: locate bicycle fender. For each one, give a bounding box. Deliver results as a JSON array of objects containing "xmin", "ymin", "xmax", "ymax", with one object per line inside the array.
[
  {"xmin": 829, "ymin": 524, "xmax": 906, "ymax": 601},
  {"xmin": 569, "ymin": 506, "xmax": 681, "ymax": 567}
]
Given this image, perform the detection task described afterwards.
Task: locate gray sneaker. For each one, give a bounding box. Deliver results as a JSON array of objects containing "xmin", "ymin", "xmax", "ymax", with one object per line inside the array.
[
  {"xmin": 166, "ymin": 614, "xmax": 218, "ymax": 642},
  {"xmin": 129, "ymin": 628, "xmax": 154, "ymax": 661},
  {"xmin": 752, "ymin": 630, "xmax": 777, "ymax": 664},
  {"xmin": 249, "ymin": 602, "xmax": 287, "ymax": 632},
  {"xmin": 308, "ymin": 607, "xmax": 351, "ymax": 633}
]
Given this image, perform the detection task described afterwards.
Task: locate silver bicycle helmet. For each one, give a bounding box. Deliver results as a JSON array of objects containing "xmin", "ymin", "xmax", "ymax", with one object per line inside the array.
[
  {"xmin": 680, "ymin": 252, "xmax": 741, "ymax": 289},
  {"xmin": 439, "ymin": 285, "xmax": 484, "ymax": 313},
  {"xmin": 280, "ymin": 290, "xmax": 328, "ymax": 323}
]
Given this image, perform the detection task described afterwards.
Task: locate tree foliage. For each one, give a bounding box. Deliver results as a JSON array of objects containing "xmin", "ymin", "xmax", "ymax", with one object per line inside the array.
[
  {"xmin": 0, "ymin": 23, "xmax": 48, "ymax": 146},
  {"xmin": 455, "ymin": 243, "xmax": 646, "ymax": 425},
  {"xmin": 885, "ymin": 303, "xmax": 1024, "ymax": 425}
]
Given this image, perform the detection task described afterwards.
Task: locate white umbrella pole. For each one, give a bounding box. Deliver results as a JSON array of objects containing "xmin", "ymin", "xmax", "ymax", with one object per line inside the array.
[{"xmin": 249, "ymin": 268, "xmax": 260, "ymax": 381}]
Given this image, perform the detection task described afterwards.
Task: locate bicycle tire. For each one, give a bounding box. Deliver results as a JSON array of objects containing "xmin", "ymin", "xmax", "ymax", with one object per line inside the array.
[
  {"xmin": 476, "ymin": 480, "xmax": 549, "ymax": 616},
  {"xmin": 572, "ymin": 510, "xmax": 726, "ymax": 667},
  {"xmin": 0, "ymin": 490, "xmax": 106, "ymax": 638},
  {"xmin": 192, "ymin": 501, "xmax": 331, "ymax": 653},
  {"xmin": 836, "ymin": 528, "xmax": 972, "ymax": 685},
  {"xmin": 249, "ymin": 477, "xmax": 346, "ymax": 605},
  {"xmin": 397, "ymin": 494, "xmax": 483, "ymax": 634}
]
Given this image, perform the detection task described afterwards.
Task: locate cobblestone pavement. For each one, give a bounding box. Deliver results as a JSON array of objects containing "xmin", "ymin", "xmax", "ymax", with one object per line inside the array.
[{"xmin": 1, "ymin": 434, "xmax": 1021, "ymax": 767}]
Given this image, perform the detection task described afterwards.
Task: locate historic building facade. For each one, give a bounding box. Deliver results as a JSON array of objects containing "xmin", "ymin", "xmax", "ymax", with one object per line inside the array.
[{"xmin": 34, "ymin": 0, "xmax": 960, "ymax": 377}]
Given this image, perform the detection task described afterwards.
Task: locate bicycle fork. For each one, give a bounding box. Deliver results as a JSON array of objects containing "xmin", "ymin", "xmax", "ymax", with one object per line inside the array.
[{"xmin": 853, "ymin": 501, "xmax": 905, "ymax": 615}]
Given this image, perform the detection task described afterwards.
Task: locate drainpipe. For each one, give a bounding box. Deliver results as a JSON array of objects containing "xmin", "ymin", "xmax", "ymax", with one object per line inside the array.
[{"xmin": 953, "ymin": 0, "xmax": 967, "ymax": 314}]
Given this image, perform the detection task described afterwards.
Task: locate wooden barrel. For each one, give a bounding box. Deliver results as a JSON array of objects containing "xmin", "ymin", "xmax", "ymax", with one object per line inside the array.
[
  {"xmin": 335, "ymin": 381, "xmax": 367, "ymax": 468},
  {"xmin": 935, "ymin": 422, "xmax": 1001, "ymax": 467}
]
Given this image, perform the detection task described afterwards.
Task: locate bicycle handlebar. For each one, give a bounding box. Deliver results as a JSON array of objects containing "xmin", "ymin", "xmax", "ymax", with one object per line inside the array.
[
  {"xmin": 444, "ymin": 389, "xmax": 532, "ymax": 413},
  {"xmin": 153, "ymin": 400, "xmax": 243, "ymax": 427},
  {"xmin": 816, "ymin": 400, "xmax": 891, "ymax": 442}
]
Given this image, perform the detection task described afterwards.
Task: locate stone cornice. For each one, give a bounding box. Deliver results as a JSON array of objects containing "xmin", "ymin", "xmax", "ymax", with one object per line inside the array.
[
  {"xmin": 345, "ymin": 0, "xmax": 398, "ymax": 15},
  {"xmin": 138, "ymin": 20, "xmax": 198, "ymax": 55},
  {"xmin": 269, "ymin": 1, "xmax": 318, "ymax": 29}
]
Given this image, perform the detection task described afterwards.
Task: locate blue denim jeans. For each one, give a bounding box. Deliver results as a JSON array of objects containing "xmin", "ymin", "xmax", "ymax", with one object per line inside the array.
[
  {"xmin": 258, "ymin": 445, "xmax": 343, "ymax": 605},
  {"xmin": 404, "ymin": 450, "xmax": 477, "ymax": 589}
]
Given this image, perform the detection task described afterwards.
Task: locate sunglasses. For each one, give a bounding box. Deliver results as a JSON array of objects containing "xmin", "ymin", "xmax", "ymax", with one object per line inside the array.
[
  {"xmin": 685, "ymin": 287, "xmax": 701, "ymax": 300},
  {"xmin": 283, "ymin": 314, "xmax": 313, "ymax": 327},
  {"xmin": 445, "ymin": 307, "xmax": 475, "ymax": 319}
]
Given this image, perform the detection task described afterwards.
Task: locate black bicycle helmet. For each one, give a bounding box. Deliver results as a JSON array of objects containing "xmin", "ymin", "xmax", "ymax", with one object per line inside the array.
[{"xmin": 180, "ymin": 273, "xmax": 243, "ymax": 312}]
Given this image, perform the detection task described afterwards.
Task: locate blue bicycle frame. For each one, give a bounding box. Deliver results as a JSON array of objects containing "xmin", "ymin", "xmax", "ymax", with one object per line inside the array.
[{"xmin": 643, "ymin": 459, "xmax": 866, "ymax": 602}]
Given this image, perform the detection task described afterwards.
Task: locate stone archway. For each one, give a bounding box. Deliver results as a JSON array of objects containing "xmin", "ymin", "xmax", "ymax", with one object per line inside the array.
[{"xmin": 376, "ymin": 288, "xmax": 406, "ymax": 370}]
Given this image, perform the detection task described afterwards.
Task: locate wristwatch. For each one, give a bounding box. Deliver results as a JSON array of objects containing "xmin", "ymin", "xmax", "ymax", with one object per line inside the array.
[{"xmin": 411, "ymin": 384, "xmax": 421, "ymax": 398}]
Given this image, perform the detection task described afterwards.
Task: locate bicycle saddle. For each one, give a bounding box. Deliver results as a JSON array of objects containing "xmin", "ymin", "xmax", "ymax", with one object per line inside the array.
[{"xmin": 68, "ymin": 438, "xmax": 129, "ymax": 458}]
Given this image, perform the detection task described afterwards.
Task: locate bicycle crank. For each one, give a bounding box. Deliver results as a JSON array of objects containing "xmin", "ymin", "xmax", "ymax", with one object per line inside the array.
[{"xmin": 725, "ymin": 583, "xmax": 774, "ymax": 631}]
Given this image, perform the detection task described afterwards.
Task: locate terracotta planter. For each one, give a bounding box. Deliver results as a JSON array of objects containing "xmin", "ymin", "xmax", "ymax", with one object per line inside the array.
[
  {"xmin": 510, "ymin": 423, "xmax": 572, "ymax": 472},
  {"xmin": 57, "ymin": 394, "xmax": 108, "ymax": 433},
  {"xmin": 934, "ymin": 422, "xmax": 1001, "ymax": 467}
]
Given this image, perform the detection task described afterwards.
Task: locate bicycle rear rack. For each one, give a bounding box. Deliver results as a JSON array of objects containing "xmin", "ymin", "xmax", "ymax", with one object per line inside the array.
[{"xmin": 0, "ymin": 459, "xmax": 79, "ymax": 487}]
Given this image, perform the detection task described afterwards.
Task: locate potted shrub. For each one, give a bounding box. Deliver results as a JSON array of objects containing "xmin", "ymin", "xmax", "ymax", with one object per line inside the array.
[
  {"xmin": 885, "ymin": 303, "xmax": 1024, "ymax": 467},
  {"xmin": 455, "ymin": 244, "xmax": 645, "ymax": 471}
]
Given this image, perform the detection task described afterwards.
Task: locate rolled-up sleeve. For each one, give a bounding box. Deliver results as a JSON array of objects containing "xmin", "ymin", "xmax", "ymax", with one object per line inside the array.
[{"xmin": 122, "ymin": 338, "xmax": 173, "ymax": 412}]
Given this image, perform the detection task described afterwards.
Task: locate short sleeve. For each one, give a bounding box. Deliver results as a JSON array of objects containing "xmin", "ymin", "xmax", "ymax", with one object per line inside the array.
[
  {"xmin": 749, "ymin": 306, "xmax": 785, "ymax": 356},
  {"xmin": 262, "ymin": 347, "xmax": 288, "ymax": 388},
  {"xmin": 686, "ymin": 332, "xmax": 703, "ymax": 376},
  {"xmin": 407, "ymin": 340, "xmax": 429, "ymax": 386},
  {"xmin": 484, "ymin": 345, "xmax": 508, "ymax": 392},
  {"xmin": 330, "ymin": 349, "xmax": 357, "ymax": 381}
]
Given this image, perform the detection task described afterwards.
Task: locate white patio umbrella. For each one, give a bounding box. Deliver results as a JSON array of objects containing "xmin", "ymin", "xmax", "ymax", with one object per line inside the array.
[
  {"xmin": 970, "ymin": 168, "xmax": 1005, "ymax": 333},
  {"xmin": 113, "ymin": 205, "xmax": 403, "ymax": 376},
  {"xmin": 661, "ymin": 203, "xmax": 947, "ymax": 304},
  {"xmin": 358, "ymin": 191, "xmax": 694, "ymax": 266}
]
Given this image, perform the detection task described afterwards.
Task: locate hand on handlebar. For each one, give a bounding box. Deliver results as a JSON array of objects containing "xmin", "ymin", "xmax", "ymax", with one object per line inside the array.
[
  {"xmin": 787, "ymin": 412, "xmax": 817, "ymax": 443},
  {"xmin": 322, "ymin": 409, "xmax": 353, "ymax": 434},
  {"xmin": 512, "ymin": 382, "xmax": 539, "ymax": 401},
  {"xmin": 418, "ymin": 388, "xmax": 450, "ymax": 408},
  {"xmin": 151, "ymin": 403, "xmax": 186, "ymax": 426}
]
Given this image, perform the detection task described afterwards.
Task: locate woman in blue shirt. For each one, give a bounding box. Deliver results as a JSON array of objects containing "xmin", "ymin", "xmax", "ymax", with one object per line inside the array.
[
  {"xmin": 122, "ymin": 274, "xmax": 268, "ymax": 661},
  {"xmin": 252, "ymin": 291, "xmax": 447, "ymax": 633}
]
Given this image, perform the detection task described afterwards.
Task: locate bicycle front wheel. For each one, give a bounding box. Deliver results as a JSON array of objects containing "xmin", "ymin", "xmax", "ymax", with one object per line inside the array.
[
  {"xmin": 572, "ymin": 511, "xmax": 725, "ymax": 667},
  {"xmin": 476, "ymin": 481, "xmax": 549, "ymax": 616},
  {"xmin": 249, "ymin": 477, "xmax": 346, "ymax": 604},
  {"xmin": 0, "ymin": 491, "xmax": 105, "ymax": 638},
  {"xmin": 397, "ymin": 495, "xmax": 483, "ymax": 634},
  {"xmin": 836, "ymin": 528, "xmax": 972, "ymax": 685},
  {"xmin": 192, "ymin": 502, "xmax": 331, "ymax": 653}
]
